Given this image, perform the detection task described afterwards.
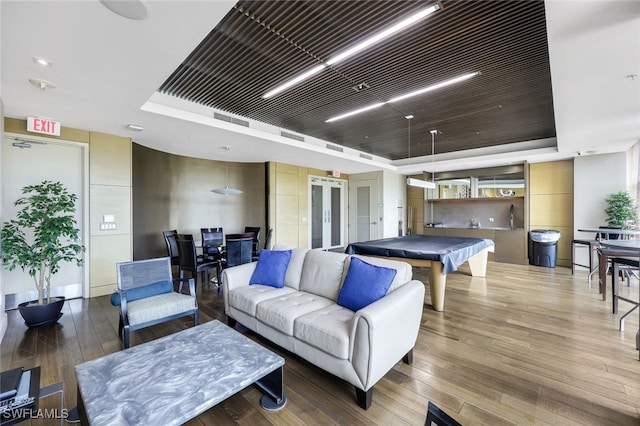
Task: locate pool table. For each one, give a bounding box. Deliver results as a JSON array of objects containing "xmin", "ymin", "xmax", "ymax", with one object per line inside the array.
[{"xmin": 346, "ymin": 234, "xmax": 495, "ymax": 311}]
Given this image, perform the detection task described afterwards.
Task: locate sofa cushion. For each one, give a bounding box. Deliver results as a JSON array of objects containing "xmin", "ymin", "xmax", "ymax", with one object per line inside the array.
[
  {"xmin": 299, "ymin": 250, "xmax": 348, "ymax": 301},
  {"xmin": 273, "ymin": 245, "xmax": 310, "ymax": 290},
  {"xmin": 228, "ymin": 285, "xmax": 296, "ymax": 317},
  {"xmin": 350, "ymin": 255, "xmax": 412, "ymax": 293},
  {"xmin": 250, "ymin": 249, "xmax": 292, "ymax": 288},
  {"xmin": 110, "ymin": 280, "xmax": 173, "ymax": 306},
  {"xmin": 255, "ymin": 291, "xmax": 333, "ymax": 336},
  {"xmin": 294, "ymin": 304, "xmax": 354, "ymax": 360},
  {"xmin": 337, "ymin": 257, "xmax": 396, "ymax": 312}
]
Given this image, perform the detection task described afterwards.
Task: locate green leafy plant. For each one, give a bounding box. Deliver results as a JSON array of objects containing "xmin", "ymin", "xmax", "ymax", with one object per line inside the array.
[
  {"xmin": 604, "ymin": 190, "xmax": 637, "ymax": 229},
  {"xmin": 1, "ymin": 181, "xmax": 85, "ymax": 305}
]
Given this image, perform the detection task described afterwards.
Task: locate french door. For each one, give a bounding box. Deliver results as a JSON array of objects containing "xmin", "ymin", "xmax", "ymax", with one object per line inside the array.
[{"xmin": 309, "ymin": 176, "xmax": 345, "ymax": 249}]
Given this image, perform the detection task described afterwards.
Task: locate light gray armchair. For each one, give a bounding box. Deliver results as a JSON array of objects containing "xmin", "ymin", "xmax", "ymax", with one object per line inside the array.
[{"xmin": 112, "ymin": 257, "xmax": 198, "ymax": 348}]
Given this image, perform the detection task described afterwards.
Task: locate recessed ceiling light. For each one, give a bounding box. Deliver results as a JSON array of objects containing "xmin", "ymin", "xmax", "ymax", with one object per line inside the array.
[
  {"xmin": 33, "ymin": 57, "xmax": 53, "ymax": 67},
  {"xmin": 100, "ymin": 0, "xmax": 150, "ymax": 20},
  {"xmin": 127, "ymin": 124, "xmax": 144, "ymax": 131}
]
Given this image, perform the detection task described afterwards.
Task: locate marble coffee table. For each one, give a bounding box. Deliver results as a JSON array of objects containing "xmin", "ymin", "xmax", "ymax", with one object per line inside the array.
[{"xmin": 75, "ymin": 320, "xmax": 286, "ymax": 425}]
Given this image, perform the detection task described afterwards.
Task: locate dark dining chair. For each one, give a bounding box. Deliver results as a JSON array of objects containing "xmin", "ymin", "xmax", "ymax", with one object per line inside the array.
[
  {"xmin": 244, "ymin": 226, "xmax": 262, "ymax": 259},
  {"xmin": 264, "ymin": 228, "xmax": 273, "ymax": 251},
  {"xmin": 162, "ymin": 230, "xmax": 180, "ymax": 276},
  {"xmin": 224, "ymin": 233, "xmax": 254, "ymax": 267},
  {"xmin": 424, "ymin": 401, "xmax": 462, "ymax": 426},
  {"xmin": 201, "ymin": 227, "xmax": 225, "ymax": 286},
  {"xmin": 175, "ymin": 234, "xmax": 218, "ymax": 289},
  {"xmin": 250, "ymin": 227, "xmax": 274, "ymax": 261}
]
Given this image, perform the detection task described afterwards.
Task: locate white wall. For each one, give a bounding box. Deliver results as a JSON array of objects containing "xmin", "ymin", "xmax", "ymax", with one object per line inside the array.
[
  {"xmin": 382, "ymin": 170, "xmax": 406, "ymax": 238},
  {"xmin": 573, "ymin": 152, "xmax": 627, "ymax": 265},
  {"xmin": 0, "ymin": 96, "xmax": 6, "ymax": 342},
  {"xmin": 348, "ymin": 170, "xmax": 406, "ymax": 240}
]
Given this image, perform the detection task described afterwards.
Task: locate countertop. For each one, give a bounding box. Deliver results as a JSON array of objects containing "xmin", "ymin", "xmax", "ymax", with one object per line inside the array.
[{"xmin": 425, "ymin": 226, "xmax": 524, "ymax": 231}]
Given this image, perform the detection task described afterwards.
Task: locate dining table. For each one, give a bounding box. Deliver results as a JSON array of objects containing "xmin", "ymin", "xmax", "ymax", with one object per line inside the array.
[
  {"xmin": 577, "ymin": 228, "xmax": 640, "ymax": 239},
  {"xmin": 596, "ymin": 239, "xmax": 640, "ymax": 360},
  {"xmin": 597, "ymin": 239, "xmax": 640, "ymax": 300}
]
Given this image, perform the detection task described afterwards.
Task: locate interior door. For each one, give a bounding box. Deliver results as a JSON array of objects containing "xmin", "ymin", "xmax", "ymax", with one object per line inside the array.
[
  {"xmin": 2, "ymin": 135, "xmax": 87, "ymax": 301},
  {"xmin": 309, "ymin": 176, "xmax": 346, "ymax": 249},
  {"xmin": 350, "ymin": 179, "xmax": 379, "ymax": 243}
]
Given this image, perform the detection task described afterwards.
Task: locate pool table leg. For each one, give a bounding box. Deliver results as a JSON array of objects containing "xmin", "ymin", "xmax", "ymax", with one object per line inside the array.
[
  {"xmin": 467, "ymin": 248, "xmax": 489, "ymax": 277},
  {"xmin": 429, "ymin": 262, "xmax": 446, "ymax": 312}
]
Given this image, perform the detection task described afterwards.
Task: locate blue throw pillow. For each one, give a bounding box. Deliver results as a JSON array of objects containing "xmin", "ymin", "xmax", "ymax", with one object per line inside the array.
[
  {"xmin": 110, "ymin": 280, "xmax": 173, "ymax": 306},
  {"xmin": 337, "ymin": 257, "xmax": 397, "ymax": 312},
  {"xmin": 250, "ymin": 249, "xmax": 292, "ymax": 288}
]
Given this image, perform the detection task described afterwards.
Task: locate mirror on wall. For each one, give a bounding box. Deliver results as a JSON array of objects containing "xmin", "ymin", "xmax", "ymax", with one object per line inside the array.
[{"xmin": 433, "ymin": 165, "xmax": 525, "ymax": 199}]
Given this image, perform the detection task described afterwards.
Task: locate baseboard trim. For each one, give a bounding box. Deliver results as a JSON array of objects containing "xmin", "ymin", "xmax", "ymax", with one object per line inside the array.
[{"xmin": 4, "ymin": 284, "xmax": 83, "ymax": 310}]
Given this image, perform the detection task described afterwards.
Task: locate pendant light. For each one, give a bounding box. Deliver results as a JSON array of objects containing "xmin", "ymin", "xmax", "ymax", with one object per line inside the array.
[
  {"xmin": 212, "ymin": 162, "xmax": 242, "ymax": 195},
  {"xmin": 405, "ymin": 115, "xmax": 436, "ymax": 189}
]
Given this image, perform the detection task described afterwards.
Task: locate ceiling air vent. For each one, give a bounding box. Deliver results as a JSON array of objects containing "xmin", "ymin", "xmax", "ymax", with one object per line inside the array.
[
  {"xmin": 281, "ymin": 131, "xmax": 304, "ymax": 142},
  {"xmin": 326, "ymin": 144, "xmax": 343, "ymax": 153},
  {"xmin": 214, "ymin": 112, "xmax": 249, "ymax": 127},
  {"xmin": 359, "ymin": 153, "xmax": 373, "ymax": 160}
]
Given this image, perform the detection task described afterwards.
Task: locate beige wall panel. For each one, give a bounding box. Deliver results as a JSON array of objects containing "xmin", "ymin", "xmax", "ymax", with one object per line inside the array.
[
  {"xmin": 90, "ymin": 234, "xmax": 132, "ymax": 288},
  {"xmin": 90, "ymin": 284, "xmax": 116, "ymax": 298},
  {"xmin": 529, "ymin": 161, "xmax": 573, "ymax": 195},
  {"xmin": 298, "ymin": 224, "xmax": 309, "ymax": 248},
  {"xmin": 276, "ymin": 194, "xmax": 299, "ymax": 225},
  {"xmin": 530, "ymin": 194, "xmax": 573, "ymax": 227},
  {"xmin": 277, "ymin": 225, "xmax": 300, "ymax": 247},
  {"xmin": 276, "ymin": 168, "xmax": 299, "ymax": 195},
  {"xmin": 90, "ymin": 185, "xmax": 131, "ymax": 236},
  {"xmin": 554, "ymin": 225, "xmax": 572, "ymax": 266},
  {"xmin": 89, "ymin": 132, "xmax": 131, "ymax": 186}
]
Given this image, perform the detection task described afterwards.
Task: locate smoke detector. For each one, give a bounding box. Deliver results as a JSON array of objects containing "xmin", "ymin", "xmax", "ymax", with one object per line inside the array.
[{"xmin": 28, "ymin": 78, "xmax": 55, "ymax": 90}]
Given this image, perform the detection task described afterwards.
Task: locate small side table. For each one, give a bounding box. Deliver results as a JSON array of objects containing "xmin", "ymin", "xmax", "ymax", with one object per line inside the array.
[{"xmin": 0, "ymin": 367, "xmax": 65, "ymax": 426}]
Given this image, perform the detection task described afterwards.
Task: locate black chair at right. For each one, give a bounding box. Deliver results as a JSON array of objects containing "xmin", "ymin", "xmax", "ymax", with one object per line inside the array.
[
  {"xmin": 244, "ymin": 226, "xmax": 261, "ymax": 260},
  {"xmin": 175, "ymin": 234, "xmax": 218, "ymax": 289},
  {"xmin": 425, "ymin": 401, "xmax": 462, "ymax": 426},
  {"xmin": 162, "ymin": 230, "xmax": 180, "ymax": 269},
  {"xmin": 225, "ymin": 233, "xmax": 254, "ymax": 267}
]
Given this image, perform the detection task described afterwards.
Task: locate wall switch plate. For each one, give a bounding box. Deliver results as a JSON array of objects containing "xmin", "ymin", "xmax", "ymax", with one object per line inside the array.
[{"xmin": 100, "ymin": 222, "xmax": 117, "ymax": 231}]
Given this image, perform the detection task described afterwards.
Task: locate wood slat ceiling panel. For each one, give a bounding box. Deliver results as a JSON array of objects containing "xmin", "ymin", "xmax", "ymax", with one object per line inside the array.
[{"xmin": 158, "ymin": 0, "xmax": 555, "ymax": 161}]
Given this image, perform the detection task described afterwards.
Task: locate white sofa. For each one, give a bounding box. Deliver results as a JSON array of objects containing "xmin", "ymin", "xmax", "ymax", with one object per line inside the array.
[{"xmin": 222, "ymin": 247, "xmax": 425, "ymax": 409}]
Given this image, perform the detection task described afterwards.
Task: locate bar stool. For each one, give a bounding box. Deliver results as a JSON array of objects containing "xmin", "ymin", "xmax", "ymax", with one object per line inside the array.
[
  {"xmin": 571, "ymin": 239, "xmax": 599, "ymax": 286},
  {"xmin": 611, "ymin": 256, "xmax": 639, "ymax": 332}
]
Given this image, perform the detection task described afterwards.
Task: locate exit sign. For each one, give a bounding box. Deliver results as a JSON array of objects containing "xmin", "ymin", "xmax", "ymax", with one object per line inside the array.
[{"xmin": 27, "ymin": 117, "xmax": 60, "ymax": 136}]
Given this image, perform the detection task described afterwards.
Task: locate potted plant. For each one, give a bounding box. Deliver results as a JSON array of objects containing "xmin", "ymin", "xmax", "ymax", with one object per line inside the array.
[
  {"xmin": 1, "ymin": 181, "xmax": 85, "ymax": 327},
  {"xmin": 604, "ymin": 190, "xmax": 637, "ymax": 237}
]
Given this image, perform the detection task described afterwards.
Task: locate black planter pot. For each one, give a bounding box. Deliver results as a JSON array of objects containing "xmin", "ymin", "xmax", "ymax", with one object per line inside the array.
[{"xmin": 18, "ymin": 296, "xmax": 65, "ymax": 328}]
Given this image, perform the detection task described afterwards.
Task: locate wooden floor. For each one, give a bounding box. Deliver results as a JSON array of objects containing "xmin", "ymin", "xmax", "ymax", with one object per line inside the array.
[{"xmin": 1, "ymin": 262, "xmax": 639, "ymax": 425}]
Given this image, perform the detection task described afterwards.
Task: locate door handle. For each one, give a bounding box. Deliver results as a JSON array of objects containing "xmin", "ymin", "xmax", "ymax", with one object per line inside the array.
[{"xmin": 370, "ymin": 222, "xmax": 377, "ymax": 225}]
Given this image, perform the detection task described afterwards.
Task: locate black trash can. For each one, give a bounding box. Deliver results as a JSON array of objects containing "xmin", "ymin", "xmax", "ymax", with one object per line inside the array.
[{"xmin": 529, "ymin": 230, "xmax": 561, "ymax": 268}]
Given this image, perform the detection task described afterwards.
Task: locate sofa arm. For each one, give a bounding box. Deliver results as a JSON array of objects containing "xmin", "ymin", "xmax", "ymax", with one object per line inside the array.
[
  {"xmin": 221, "ymin": 262, "xmax": 257, "ymax": 314},
  {"xmin": 350, "ymin": 279, "xmax": 425, "ymax": 390}
]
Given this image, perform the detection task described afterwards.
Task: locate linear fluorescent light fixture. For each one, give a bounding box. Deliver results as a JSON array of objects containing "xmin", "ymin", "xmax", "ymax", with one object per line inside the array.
[
  {"xmin": 407, "ymin": 177, "xmax": 435, "ymax": 189},
  {"xmin": 325, "ymin": 102, "xmax": 386, "ymax": 123},
  {"xmin": 326, "ymin": 72, "xmax": 480, "ymax": 123},
  {"xmin": 263, "ymin": 3, "xmax": 440, "ymax": 99}
]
